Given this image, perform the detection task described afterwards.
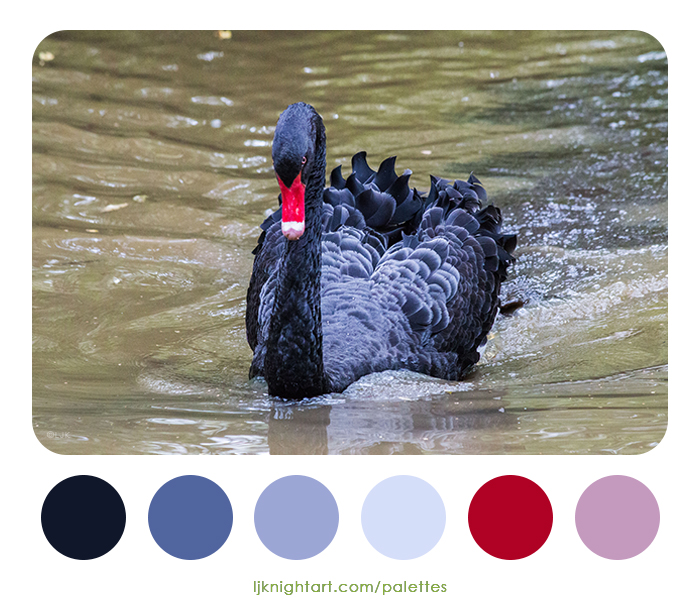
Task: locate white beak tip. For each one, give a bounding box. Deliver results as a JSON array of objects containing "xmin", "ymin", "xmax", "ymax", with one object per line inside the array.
[{"xmin": 282, "ymin": 221, "xmax": 305, "ymax": 240}]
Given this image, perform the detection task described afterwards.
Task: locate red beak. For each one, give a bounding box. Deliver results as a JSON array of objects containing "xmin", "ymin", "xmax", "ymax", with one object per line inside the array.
[{"xmin": 277, "ymin": 173, "xmax": 306, "ymax": 240}]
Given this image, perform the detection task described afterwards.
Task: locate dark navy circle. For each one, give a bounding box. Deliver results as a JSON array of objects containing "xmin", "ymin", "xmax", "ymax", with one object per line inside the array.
[
  {"xmin": 148, "ymin": 475, "xmax": 233, "ymax": 560},
  {"xmin": 41, "ymin": 475, "xmax": 126, "ymax": 560},
  {"xmin": 254, "ymin": 475, "xmax": 339, "ymax": 560}
]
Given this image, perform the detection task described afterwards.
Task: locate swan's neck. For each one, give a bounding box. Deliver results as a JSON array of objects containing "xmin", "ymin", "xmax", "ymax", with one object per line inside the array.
[{"xmin": 264, "ymin": 186, "xmax": 327, "ymax": 398}]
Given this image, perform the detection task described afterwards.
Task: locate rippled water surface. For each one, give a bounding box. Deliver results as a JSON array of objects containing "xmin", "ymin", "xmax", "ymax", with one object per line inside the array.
[{"xmin": 33, "ymin": 31, "xmax": 667, "ymax": 454}]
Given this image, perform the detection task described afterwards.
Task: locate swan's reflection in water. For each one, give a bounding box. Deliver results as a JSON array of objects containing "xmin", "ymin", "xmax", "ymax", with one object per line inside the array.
[
  {"xmin": 268, "ymin": 406, "xmax": 331, "ymax": 455},
  {"xmin": 35, "ymin": 365, "xmax": 666, "ymax": 455},
  {"xmin": 268, "ymin": 391, "xmax": 516, "ymax": 455}
]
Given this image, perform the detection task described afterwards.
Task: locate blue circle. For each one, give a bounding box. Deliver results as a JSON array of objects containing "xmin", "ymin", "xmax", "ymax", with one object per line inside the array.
[
  {"xmin": 148, "ymin": 475, "xmax": 233, "ymax": 560},
  {"xmin": 255, "ymin": 475, "xmax": 339, "ymax": 560},
  {"xmin": 362, "ymin": 475, "xmax": 446, "ymax": 559}
]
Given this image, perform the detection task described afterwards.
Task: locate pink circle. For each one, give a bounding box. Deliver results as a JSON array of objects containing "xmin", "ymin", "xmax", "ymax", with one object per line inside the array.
[{"xmin": 576, "ymin": 476, "xmax": 659, "ymax": 560}]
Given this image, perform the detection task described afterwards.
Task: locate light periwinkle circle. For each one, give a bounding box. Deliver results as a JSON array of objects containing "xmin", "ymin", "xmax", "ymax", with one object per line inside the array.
[
  {"xmin": 362, "ymin": 475, "xmax": 446, "ymax": 560},
  {"xmin": 254, "ymin": 475, "xmax": 339, "ymax": 560}
]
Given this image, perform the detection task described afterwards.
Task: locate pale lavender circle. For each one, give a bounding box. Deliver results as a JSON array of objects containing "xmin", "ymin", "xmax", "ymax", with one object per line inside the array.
[
  {"xmin": 575, "ymin": 475, "xmax": 660, "ymax": 560},
  {"xmin": 362, "ymin": 475, "xmax": 446, "ymax": 560}
]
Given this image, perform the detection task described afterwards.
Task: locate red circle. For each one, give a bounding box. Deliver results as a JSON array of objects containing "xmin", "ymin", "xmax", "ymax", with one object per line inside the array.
[{"xmin": 468, "ymin": 475, "xmax": 553, "ymax": 560}]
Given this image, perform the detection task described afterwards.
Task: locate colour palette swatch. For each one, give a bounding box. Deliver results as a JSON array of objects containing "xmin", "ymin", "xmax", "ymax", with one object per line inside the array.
[
  {"xmin": 254, "ymin": 475, "xmax": 339, "ymax": 560},
  {"xmin": 362, "ymin": 475, "xmax": 446, "ymax": 559},
  {"xmin": 148, "ymin": 475, "xmax": 233, "ymax": 560},
  {"xmin": 468, "ymin": 475, "xmax": 553, "ymax": 560},
  {"xmin": 576, "ymin": 475, "xmax": 660, "ymax": 560},
  {"xmin": 40, "ymin": 472, "xmax": 660, "ymax": 562},
  {"xmin": 41, "ymin": 475, "xmax": 126, "ymax": 560}
]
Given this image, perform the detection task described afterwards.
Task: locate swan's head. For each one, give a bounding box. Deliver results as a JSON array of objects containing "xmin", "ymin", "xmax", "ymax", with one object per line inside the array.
[{"xmin": 272, "ymin": 102, "xmax": 324, "ymax": 240}]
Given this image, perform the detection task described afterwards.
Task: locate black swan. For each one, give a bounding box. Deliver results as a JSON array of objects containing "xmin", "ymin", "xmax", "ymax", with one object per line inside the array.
[{"xmin": 246, "ymin": 102, "xmax": 516, "ymax": 399}]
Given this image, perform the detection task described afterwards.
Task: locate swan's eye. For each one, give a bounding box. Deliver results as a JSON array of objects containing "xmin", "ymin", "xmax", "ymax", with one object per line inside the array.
[{"xmin": 301, "ymin": 156, "xmax": 307, "ymax": 166}]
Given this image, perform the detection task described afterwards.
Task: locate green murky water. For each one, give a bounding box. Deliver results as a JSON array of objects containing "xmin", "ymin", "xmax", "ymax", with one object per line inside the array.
[{"xmin": 33, "ymin": 31, "xmax": 667, "ymax": 454}]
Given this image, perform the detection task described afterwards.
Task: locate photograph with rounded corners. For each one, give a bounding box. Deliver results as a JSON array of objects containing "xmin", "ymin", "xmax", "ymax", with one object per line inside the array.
[{"xmin": 32, "ymin": 30, "xmax": 668, "ymax": 455}]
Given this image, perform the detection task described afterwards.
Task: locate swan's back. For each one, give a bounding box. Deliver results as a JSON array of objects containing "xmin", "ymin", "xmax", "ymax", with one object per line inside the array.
[{"xmin": 247, "ymin": 152, "xmax": 515, "ymax": 392}]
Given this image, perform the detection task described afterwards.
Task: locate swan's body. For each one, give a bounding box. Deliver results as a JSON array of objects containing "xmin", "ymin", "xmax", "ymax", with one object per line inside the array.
[{"xmin": 246, "ymin": 103, "xmax": 516, "ymax": 398}]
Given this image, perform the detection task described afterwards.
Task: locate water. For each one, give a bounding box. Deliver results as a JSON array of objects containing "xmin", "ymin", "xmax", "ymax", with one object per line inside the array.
[{"xmin": 32, "ymin": 31, "xmax": 667, "ymax": 454}]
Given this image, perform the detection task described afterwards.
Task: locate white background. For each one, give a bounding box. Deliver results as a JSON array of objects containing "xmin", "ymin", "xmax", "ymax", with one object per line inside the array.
[{"xmin": 6, "ymin": 5, "xmax": 693, "ymax": 610}]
